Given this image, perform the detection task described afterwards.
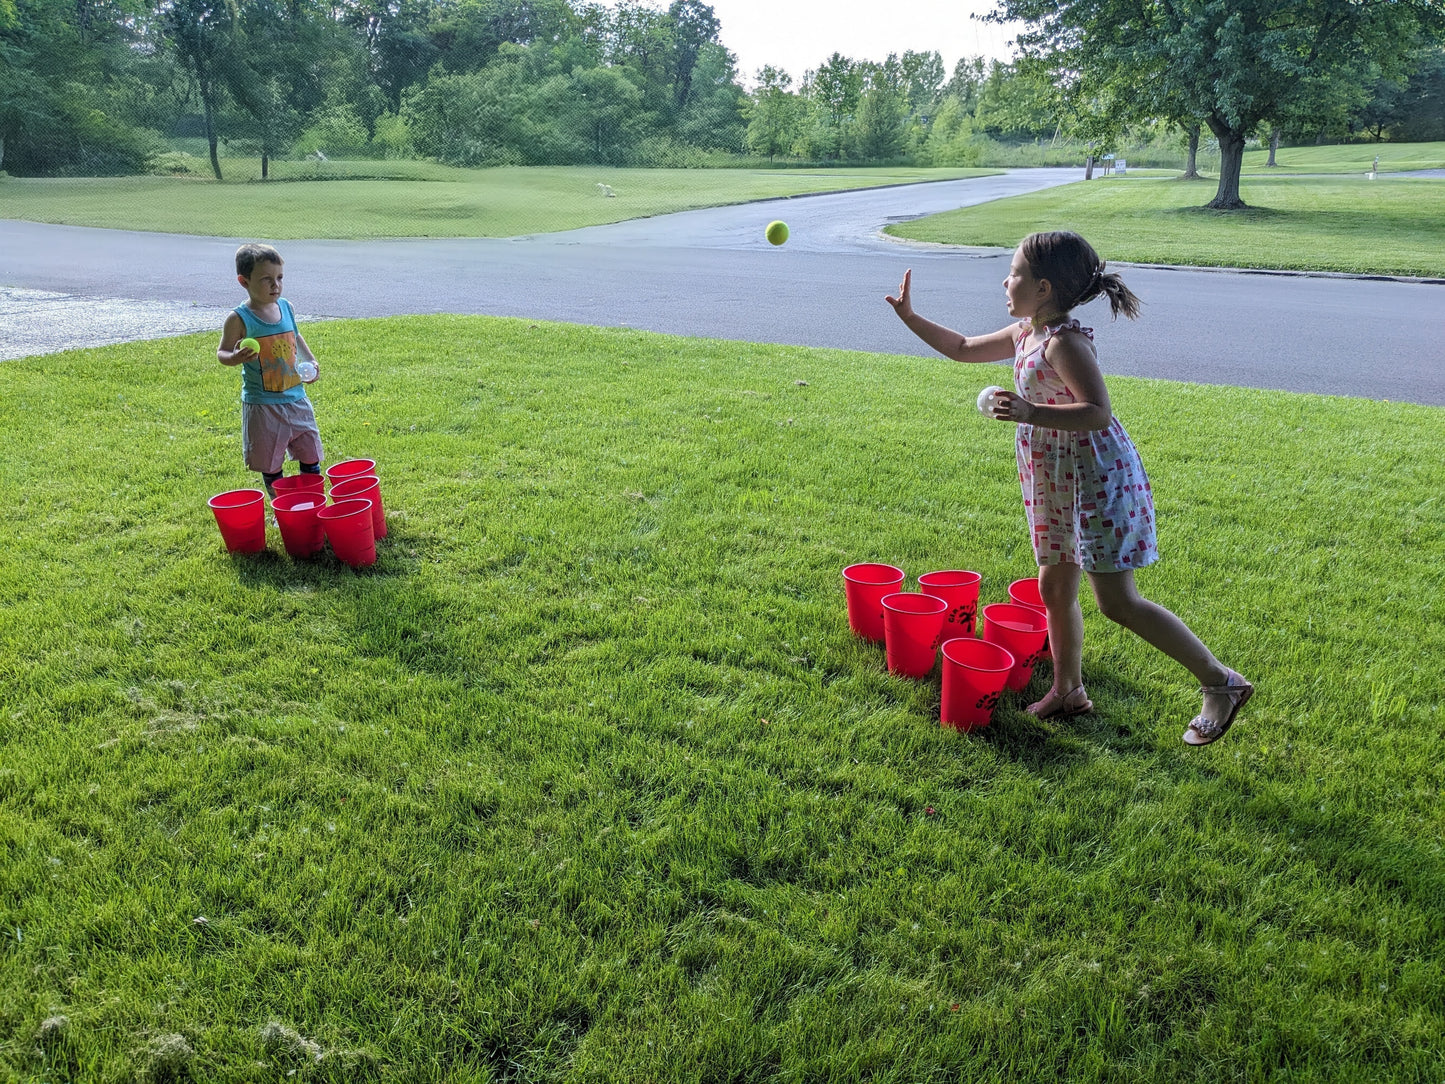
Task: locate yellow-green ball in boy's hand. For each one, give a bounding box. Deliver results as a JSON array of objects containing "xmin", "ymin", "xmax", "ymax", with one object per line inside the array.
[
  {"xmin": 765, "ymin": 220, "xmax": 789, "ymax": 246},
  {"xmin": 238, "ymin": 337, "xmax": 260, "ymax": 354}
]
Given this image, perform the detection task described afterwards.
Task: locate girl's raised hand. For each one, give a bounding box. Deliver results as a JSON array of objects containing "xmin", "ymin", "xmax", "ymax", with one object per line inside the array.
[{"xmin": 885, "ymin": 269, "xmax": 913, "ymax": 319}]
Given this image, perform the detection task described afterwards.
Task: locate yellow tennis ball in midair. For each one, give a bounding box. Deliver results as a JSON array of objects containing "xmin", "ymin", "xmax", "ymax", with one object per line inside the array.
[{"xmin": 765, "ymin": 220, "xmax": 789, "ymax": 246}]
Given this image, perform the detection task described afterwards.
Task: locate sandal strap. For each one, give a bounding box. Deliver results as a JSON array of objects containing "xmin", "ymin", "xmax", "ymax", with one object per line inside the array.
[{"xmin": 1198, "ymin": 683, "xmax": 1250, "ymax": 697}]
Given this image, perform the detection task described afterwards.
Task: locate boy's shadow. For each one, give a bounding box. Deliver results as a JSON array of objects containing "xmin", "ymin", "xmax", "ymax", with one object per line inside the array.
[{"xmin": 229, "ymin": 520, "xmax": 468, "ymax": 684}]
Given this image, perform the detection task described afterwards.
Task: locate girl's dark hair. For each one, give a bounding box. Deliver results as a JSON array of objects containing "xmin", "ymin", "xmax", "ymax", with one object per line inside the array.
[{"xmin": 1020, "ymin": 230, "xmax": 1141, "ymax": 320}]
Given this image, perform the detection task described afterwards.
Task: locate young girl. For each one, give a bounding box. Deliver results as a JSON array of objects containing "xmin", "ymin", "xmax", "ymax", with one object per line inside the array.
[{"xmin": 886, "ymin": 230, "xmax": 1252, "ymax": 746}]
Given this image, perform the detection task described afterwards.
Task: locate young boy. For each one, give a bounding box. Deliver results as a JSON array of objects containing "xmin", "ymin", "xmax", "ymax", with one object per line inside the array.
[{"xmin": 218, "ymin": 243, "xmax": 324, "ymax": 497}]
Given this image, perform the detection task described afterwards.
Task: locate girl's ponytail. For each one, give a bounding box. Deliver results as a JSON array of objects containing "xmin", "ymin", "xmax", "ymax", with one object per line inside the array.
[
  {"xmin": 1022, "ymin": 231, "xmax": 1142, "ymax": 321},
  {"xmin": 1093, "ymin": 269, "xmax": 1141, "ymax": 320}
]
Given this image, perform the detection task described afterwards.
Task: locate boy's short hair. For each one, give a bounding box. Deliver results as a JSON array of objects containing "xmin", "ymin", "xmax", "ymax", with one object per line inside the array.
[{"xmin": 235, "ymin": 243, "xmax": 283, "ymax": 278}]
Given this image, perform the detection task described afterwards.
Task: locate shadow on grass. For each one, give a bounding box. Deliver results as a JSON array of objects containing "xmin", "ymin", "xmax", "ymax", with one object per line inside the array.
[
  {"xmin": 1243, "ymin": 789, "xmax": 1445, "ymax": 925},
  {"xmin": 229, "ymin": 542, "xmax": 406, "ymax": 586},
  {"xmin": 920, "ymin": 660, "xmax": 1161, "ymax": 774},
  {"xmin": 226, "ymin": 527, "xmax": 481, "ymax": 683},
  {"xmin": 1167, "ymin": 204, "xmax": 1290, "ymax": 222}
]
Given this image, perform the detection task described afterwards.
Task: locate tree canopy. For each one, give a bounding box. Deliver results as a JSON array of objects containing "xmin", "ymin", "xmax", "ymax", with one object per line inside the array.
[
  {"xmin": 1, "ymin": 0, "xmax": 1441, "ymax": 178},
  {"xmin": 991, "ymin": 0, "xmax": 1445, "ymax": 208}
]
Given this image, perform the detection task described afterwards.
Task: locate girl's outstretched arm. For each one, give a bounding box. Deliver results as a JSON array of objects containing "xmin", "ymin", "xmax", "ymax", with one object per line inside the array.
[{"xmin": 886, "ymin": 269, "xmax": 1016, "ymax": 364}]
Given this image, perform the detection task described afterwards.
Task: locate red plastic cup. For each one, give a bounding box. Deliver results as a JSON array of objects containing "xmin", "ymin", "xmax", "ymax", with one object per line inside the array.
[
  {"xmin": 842, "ymin": 563, "xmax": 905, "ymax": 642},
  {"xmin": 317, "ymin": 498, "xmax": 376, "ymax": 567},
  {"xmin": 271, "ymin": 490, "xmax": 327, "ymax": 558},
  {"xmin": 881, "ymin": 592, "xmax": 949, "ymax": 679},
  {"xmin": 917, "ymin": 569, "xmax": 983, "ymax": 646},
  {"xmin": 207, "ymin": 489, "xmax": 266, "ymax": 553},
  {"xmin": 981, "ymin": 603, "xmax": 1050, "ymax": 691},
  {"xmin": 325, "ymin": 458, "xmax": 377, "ymax": 485},
  {"xmin": 272, "ymin": 473, "xmax": 326, "ymax": 496},
  {"xmin": 941, "ymin": 637, "xmax": 1016, "ymax": 731},
  {"xmin": 1007, "ymin": 576, "xmax": 1051, "ymax": 659},
  {"xmin": 329, "ymin": 475, "xmax": 386, "ymax": 540}
]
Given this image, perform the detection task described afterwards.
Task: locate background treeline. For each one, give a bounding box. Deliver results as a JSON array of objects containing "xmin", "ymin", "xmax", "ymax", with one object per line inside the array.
[{"xmin": 1, "ymin": 0, "xmax": 1442, "ymax": 178}]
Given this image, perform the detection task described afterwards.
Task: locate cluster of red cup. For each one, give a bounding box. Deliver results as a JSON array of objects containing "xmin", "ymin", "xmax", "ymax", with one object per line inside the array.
[
  {"xmin": 206, "ymin": 458, "xmax": 387, "ymax": 568},
  {"xmin": 842, "ymin": 563, "xmax": 1051, "ymax": 731}
]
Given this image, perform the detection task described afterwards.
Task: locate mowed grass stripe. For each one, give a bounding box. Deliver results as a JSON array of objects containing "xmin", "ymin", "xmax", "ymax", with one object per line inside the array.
[
  {"xmin": 0, "ymin": 164, "xmax": 995, "ymax": 240},
  {"xmin": 887, "ymin": 175, "xmax": 1445, "ymax": 277},
  {"xmin": 1, "ymin": 317, "xmax": 1442, "ymax": 1081}
]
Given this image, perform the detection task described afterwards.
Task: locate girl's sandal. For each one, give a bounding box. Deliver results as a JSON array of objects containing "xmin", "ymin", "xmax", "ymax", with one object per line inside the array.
[
  {"xmin": 1027, "ymin": 685, "xmax": 1093, "ymax": 719},
  {"xmin": 1182, "ymin": 670, "xmax": 1253, "ymax": 746}
]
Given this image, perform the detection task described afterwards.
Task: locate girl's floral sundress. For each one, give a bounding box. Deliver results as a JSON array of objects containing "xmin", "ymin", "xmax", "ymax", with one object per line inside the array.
[{"xmin": 1013, "ymin": 319, "xmax": 1159, "ymax": 571}]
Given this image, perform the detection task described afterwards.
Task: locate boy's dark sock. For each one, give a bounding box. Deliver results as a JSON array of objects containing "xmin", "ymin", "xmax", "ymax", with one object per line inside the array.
[
  {"xmin": 299, "ymin": 462, "xmax": 322, "ymax": 475},
  {"xmin": 262, "ymin": 470, "xmax": 284, "ymax": 486}
]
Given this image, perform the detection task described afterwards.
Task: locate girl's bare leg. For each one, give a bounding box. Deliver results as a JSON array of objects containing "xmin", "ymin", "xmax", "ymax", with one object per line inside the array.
[
  {"xmin": 1086, "ymin": 569, "xmax": 1243, "ymax": 725},
  {"xmin": 1031, "ymin": 561, "xmax": 1087, "ymax": 713}
]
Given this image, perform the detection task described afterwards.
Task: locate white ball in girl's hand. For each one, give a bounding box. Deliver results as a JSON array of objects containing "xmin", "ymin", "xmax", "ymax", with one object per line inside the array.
[
  {"xmin": 977, "ymin": 385, "xmax": 1006, "ymax": 416},
  {"xmin": 296, "ymin": 360, "xmax": 318, "ymax": 383}
]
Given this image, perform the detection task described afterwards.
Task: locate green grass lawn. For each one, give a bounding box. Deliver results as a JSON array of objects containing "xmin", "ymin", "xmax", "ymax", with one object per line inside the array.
[
  {"xmin": 887, "ymin": 175, "xmax": 1445, "ymax": 276},
  {"xmin": 2, "ymin": 319, "xmax": 1442, "ymax": 1081},
  {"xmin": 1240, "ymin": 140, "xmax": 1445, "ymax": 174},
  {"xmin": 0, "ymin": 164, "xmax": 995, "ymax": 239}
]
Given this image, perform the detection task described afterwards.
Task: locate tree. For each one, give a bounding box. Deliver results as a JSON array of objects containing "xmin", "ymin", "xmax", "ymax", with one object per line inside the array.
[
  {"xmin": 673, "ymin": 40, "xmax": 744, "ymax": 150},
  {"xmin": 991, "ymin": 0, "xmax": 1445, "ymax": 210},
  {"xmin": 160, "ymin": 0, "xmax": 238, "ymax": 178},
  {"xmin": 958, "ymin": 58, "xmax": 1060, "ymax": 141},
  {"xmin": 430, "ymin": 0, "xmax": 576, "ymax": 72},
  {"xmin": 665, "ymin": 0, "xmax": 719, "ymax": 111},
  {"xmin": 228, "ymin": 0, "xmax": 334, "ymax": 176},
  {"xmin": 1356, "ymin": 45, "xmax": 1445, "ymax": 142},
  {"xmin": 801, "ymin": 51, "xmax": 860, "ymax": 159},
  {"xmin": 899, "ymin": 49, "xmax": 944, "ymax": 114},
  {"xmin": 743, "ymin": 64, "xmax": 797, "ymax": 160},
  {"xmin": 347, "ymin": 0, "xmax": 441, "ymax": 112},
  {"xmin": 1180, "ymin": 121, "xmax": 1201, "ymax": 179},
  {"xmin": 854, "ymin": 58, "xmax": 905, "ymax": 160},
  {"xmin": 1, "ymin": 0, "xmax": 154, "ymax": 175}
]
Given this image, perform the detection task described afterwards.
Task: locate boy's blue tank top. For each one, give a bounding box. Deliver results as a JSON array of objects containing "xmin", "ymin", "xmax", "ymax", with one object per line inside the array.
[{"xmin": 235, "ymin": 298, "xmax": 308, "ymax": 405}]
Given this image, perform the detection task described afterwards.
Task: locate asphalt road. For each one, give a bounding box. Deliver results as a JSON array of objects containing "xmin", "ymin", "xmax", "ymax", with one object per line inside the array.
[{"xmin": 3, "ymin": 167, "xmax": 1442, "ymax": 404}]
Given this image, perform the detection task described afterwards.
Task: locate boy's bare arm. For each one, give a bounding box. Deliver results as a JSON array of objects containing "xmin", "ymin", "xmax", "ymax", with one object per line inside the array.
[
  {"xmin": 218, "ymin": 312, "xmax": 254, "ymax": 366},
  {"xmin": 295, "ymin": 328, "xmax": 317, "ymax": 365}
]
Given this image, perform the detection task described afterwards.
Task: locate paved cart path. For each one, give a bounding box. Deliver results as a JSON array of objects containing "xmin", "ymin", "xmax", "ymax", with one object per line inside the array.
[{"xmin": 3, "ymin": 167, "xmax": 1442, "ymax": 404}]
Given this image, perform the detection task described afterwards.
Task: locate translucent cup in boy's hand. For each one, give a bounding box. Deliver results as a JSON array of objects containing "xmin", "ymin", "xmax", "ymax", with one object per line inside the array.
[{"xmin": 296, "ymin": 360, "xmax": 318, "ymax": 383}]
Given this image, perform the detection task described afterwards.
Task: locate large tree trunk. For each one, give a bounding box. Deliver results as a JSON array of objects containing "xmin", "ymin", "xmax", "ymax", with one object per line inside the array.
[
  {"xmin": 206, "ymin": 126, "xmax": 222, "ymax": 181},
  {"xmin": 1266, "ymin": 126, "xmax": 1280, "ymax": 166},
  {"xmin": 1181, "ymin": 123, "xmax": 1200, "ymax": 179},
  {"xmin": 200, "ymin": 85, "xmax": 224, "ymax": 181},
  {"xmin": 1206, "ymin": 119, "xmax": 1246, "ymax": 209}
]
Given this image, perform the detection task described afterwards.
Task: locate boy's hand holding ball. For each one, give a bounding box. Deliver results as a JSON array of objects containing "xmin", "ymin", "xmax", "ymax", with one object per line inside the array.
[{"xmin": 237, "ymin": 337, "xmax": 260, "ymax": 357}]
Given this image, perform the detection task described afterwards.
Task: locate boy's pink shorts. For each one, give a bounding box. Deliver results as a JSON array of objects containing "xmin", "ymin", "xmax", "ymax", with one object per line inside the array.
[{"xmin": 241, "ymin": 399, "xmax": 323, "ymax": 473}]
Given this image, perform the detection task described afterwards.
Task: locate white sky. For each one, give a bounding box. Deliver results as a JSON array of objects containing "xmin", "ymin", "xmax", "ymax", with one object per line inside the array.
[{"xmin": 703, "ymin": 1, "xmax": 1024, "ymax": 87}]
